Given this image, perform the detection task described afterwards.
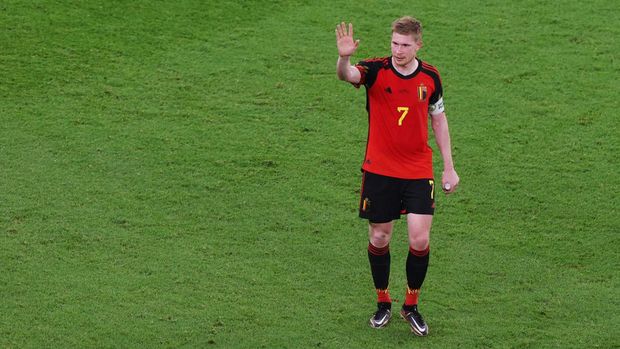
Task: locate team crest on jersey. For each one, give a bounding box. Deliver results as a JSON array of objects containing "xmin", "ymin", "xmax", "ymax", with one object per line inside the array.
[{"xmin": 417, "ymin": 84, "xmax": 427, "ymax": 101}]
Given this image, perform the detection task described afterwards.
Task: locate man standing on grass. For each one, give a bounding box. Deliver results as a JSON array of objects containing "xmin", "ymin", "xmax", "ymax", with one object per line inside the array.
[{"xmin": 335, "ymin": 16, "xmax": 459, "ymax": 336}]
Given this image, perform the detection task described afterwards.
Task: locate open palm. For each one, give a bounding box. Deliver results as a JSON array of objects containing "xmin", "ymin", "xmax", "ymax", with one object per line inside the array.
[{"xmin": 335, "ymin": 22, "xmax": 359, "ymax": 57}]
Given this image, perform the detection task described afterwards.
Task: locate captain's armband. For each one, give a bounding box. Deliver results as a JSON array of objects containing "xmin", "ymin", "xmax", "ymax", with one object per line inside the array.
[{"xmin": 429, "ymin": 97, "xmax": 445, "ymax": 116}]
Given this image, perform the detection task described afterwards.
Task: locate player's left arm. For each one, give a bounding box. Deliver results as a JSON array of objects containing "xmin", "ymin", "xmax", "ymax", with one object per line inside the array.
[{"xmin": 431, "ymin": 111, "xmax": 460, "ymax": 194}]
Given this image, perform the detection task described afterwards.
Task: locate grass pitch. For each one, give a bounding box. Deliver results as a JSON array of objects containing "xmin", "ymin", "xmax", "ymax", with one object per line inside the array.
[{"xmin": 1, "ymin": 1, "xmax": 618, "ymax": 348}]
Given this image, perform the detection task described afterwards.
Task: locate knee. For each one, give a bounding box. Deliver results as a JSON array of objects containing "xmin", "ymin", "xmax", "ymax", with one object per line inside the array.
[
  {"xmin": 408, "ymin": 234, "xmax": 429, "ymax": 251},
  {"xmin": 369, "ymin": 226, "xmax": 392, "ymax": 247}
]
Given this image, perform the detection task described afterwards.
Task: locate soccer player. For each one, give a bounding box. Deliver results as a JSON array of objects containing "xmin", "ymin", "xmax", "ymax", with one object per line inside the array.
[{"xmin": 335, "ymin": 17, "xmax": 460, "ymax": 336}]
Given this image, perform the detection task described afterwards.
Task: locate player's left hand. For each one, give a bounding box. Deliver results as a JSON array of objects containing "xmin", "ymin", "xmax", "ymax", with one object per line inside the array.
[{"xmin": 442, "ymin": 169, "xmax": 459, "ymax": 194}]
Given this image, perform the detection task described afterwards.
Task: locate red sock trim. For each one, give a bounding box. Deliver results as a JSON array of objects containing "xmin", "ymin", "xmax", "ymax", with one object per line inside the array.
[
  {"xmin": 368, "ymin": 243, "xmax": 389, "ymax": 256},
  {"xmin": 409, "ymin": 245, "xmax": 429, "ymax": 257},
  {"xmin": 404, "ymin": 287, "xmax": 419, "ymax": 306},
  {"xmin": 376, "ymin": 289, "xmax": 392, "ymax": 303}
]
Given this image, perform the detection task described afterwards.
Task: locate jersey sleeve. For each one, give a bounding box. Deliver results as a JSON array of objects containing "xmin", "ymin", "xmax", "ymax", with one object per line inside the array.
[
  {"xmin": 428, "ymin": 72, "xmax": 445, "ymax": 116},
  {"xmin": 351, "ymin": 59, "xmax": 382, "ymax": 89}
]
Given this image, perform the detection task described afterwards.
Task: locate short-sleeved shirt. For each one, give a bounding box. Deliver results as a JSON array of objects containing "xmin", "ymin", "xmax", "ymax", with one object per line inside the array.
[{"xmin": 353, "ymin": 56, "xmax": 444, "ymax": 179}]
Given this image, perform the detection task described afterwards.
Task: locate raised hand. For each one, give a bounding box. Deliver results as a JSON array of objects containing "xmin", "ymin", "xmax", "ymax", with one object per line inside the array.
[{"xmin": 335, "ymin": 22, "xmax": 360, "ymax": 57}]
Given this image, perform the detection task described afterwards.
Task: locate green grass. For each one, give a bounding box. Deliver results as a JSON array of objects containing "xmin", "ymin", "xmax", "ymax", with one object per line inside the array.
[{"xmin": 1, "ymin": 1, "xmax": 618, "ymax": 348}]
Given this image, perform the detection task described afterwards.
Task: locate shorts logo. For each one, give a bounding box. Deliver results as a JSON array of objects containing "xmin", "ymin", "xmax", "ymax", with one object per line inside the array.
[
  {"xmin": 362, "ymin": 198, "xmax": 371, "ymax": 212},
  {"xmin": 418, "ymin": 84, "xmax": 427, "ymax": 101}
]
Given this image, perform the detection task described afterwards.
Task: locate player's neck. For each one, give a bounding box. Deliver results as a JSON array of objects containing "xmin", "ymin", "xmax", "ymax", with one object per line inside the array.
[{"xmin": 392, "ymin": 57, "xmax": 418, "ymax": 76}]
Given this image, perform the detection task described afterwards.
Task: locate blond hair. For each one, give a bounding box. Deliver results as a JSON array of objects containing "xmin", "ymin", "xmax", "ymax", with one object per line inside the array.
[{"xmin": 392, "ymin": 16, "xmax": 422, "ymax": 42}]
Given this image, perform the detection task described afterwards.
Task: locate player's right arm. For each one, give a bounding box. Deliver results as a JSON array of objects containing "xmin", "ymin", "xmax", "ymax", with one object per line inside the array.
[{"xmin": 335, "ymin": 22, "xmax": 361, "ymax": 84}]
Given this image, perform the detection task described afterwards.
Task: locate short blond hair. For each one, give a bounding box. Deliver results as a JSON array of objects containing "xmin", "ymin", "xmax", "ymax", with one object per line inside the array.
[{"xmin": 392, "ymin": 16, "xmax": 422, "ymax": 41}]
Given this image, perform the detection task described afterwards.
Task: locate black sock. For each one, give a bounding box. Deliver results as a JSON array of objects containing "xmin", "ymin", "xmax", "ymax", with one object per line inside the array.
[
  {"xmin": 368, "ymin": 242, "xmax": 390, "ymax": 291},
  {"xmin": 406, "ymin": 246, "xmax": 430, "ymax": 291}
]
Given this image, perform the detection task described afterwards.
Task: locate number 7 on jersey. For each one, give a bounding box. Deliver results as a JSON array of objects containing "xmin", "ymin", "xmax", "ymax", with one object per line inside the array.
[{"xmin": 397, "ymin": 107, "xmax": 409, "ymax": 126}]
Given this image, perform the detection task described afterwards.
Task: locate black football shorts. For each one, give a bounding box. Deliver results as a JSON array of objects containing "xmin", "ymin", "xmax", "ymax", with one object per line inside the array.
[{"xmin": 359, "ymin": 171, "xmax": 435, "ymax": 223}]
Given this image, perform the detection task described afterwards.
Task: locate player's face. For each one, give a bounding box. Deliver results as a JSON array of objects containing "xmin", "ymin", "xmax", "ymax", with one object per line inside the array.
[{"xmin": 391, "ymin": 32, "xmax": 421, "ymax": 68}]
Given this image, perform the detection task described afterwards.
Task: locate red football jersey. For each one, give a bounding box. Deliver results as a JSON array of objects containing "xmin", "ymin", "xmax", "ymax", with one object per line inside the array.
[{"xmin": 354, "ymin": 57, "xmax": 444, "ymax": 179}]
